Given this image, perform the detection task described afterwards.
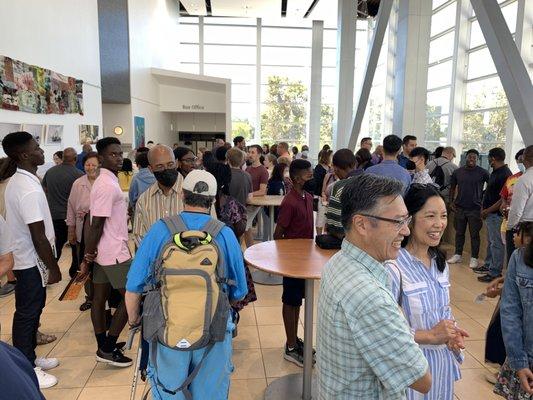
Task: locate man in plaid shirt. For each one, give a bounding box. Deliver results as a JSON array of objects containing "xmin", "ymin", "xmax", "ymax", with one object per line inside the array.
[{"xmin": 317, "ymin": 174, "xmax": 431, "ymax": 399}]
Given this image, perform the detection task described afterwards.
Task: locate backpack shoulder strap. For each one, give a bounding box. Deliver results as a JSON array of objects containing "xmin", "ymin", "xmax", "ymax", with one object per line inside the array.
[
  {"xmin": 202, "ymin": 218, "xmax": 226, "ymax": 238},
  {"xmin": 162, "ymin": 214, "xmax": 188, "ymax": 234}
]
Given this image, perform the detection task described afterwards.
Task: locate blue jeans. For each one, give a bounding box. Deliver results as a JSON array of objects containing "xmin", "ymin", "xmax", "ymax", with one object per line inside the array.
[{"xmin": 486, "ymin": 213, "xmax": 504, "ymax": 277}]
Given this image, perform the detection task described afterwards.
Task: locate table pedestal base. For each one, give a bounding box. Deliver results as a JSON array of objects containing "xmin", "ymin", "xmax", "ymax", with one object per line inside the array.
[
  {"xmin": 264, "ymin": 373, "xmax": 317, "ymax": 400},
  {"xmin": 251, "ymin": 269, "xmax": 283, "ymax": 285}
]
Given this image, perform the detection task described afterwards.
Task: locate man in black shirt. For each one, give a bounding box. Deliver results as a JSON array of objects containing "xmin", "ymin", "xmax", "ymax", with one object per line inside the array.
[
  {"xmin": 447, "ymin": 149, "xmax": 490, "ymax": 269},
  {"xmin": 475, "ymin": 148, "xmax": 512, "ymax": 282}
]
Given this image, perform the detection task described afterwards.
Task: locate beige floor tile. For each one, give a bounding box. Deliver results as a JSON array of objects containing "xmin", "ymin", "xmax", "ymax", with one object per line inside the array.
[
  {"xmin": 257, "ymin": 324, "xmax": 286, "ymax": 349},
  {"xmin": 43, "ymin": 297, "xmax": 84, "ymax": 313},
  {"xmin": 255, "ymin": 305, "xmax": 282, "ymax": 326},
  {"xmin": 238, "ymin": 306, "xmax": 257, "ymax": 326},
  {"xmin": 450, "ymin": 304, "xmax": 470, "ymax": 321},
  {"xmin": 0, "ymin": 312, "xmax": 13, "ymax": 332},
  {"xmin": 462, "ymin": 350, "xmax": 485, "ymax": 369},
  {"xmin": 472, "ymin": 317, "xmax": 491, "ymax": 328},
  {"xmin": 68, "ymin": 311, "xmax": 94, "ymax": 332},
  {"xmin": 253, "ymin": 285, "xmax": 283, "ymax": 307},
  {"xmin": 454, "ymin": 369, "xmax": 501, "ymax": 400},
  {"xmin": 453, "ymin": 301, "xmax": 496, "ymax": 320},
  {"xmin": 39, "ymin": 312, "xmax": 79, "ymax": 332},
  {"xmin": 450, "ymin": 284, "xmax": 477, "ymax": 303},
  {"xmin": 49, "ymin": 330, "xmax": 97, "ymax": 357},
  {"xmin": 51, "ymin": 355, "xmax": 97, "ymax": 389},
  {"xmin": 229, "ymin": 378, "xmax": 266, "ymax": 400},
  {"xmin": 41, "ymin": 387, "xmax": 82, "ymax": 400},
  {"xmin": 0, "ymin": 297, "xmax": 15, "ymax": 315},
  {"xmin": 36, "ymin": 332, "xmax": 64, "ymax": 358},
  {"xmin": 457, "ymin": 318, "xmax": 488, "ymax": 341},
  {"xmin": 78, "ymin": 385, "xmax": 132, "ymax": 400},
  {"xmin": 234, "ymin": 325, "xmax": 261, "ymax": 350},
  {"xmin": 0, "ymin": 294, "xmax": 15, "ymax": 308},
  {"xmin": 1, "ymin": 334, "xmax": 11, "ymax": 344},
  {"xmin": 262, "ymin": 347, "xmax": 303, "ymax": 378},
  {"xmin": 86, "ymin": 362, "xmax": 136, "ymax": 387},
  {"xmin": 232, "ymin": 349, "xmax": 265, "ymax": 379}
]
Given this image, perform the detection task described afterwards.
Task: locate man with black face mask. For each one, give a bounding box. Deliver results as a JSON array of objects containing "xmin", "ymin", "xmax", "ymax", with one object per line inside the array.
[{"xmin": 133, "ymin": 145, "xmax": 217, "ymax": 247}]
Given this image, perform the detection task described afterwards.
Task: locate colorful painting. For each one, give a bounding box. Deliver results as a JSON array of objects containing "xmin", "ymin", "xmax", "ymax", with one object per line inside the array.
[
  {"xmin": 0, "ymin": 122, "xmax": 21, "ymax": 141},
  {"xmin": 45, "ymin": 125, "xmax": 63, "ymax": 145},
  {"xmin": 22, "ymin": 124, "xmax": 44, "ymax": 144},
  {"xmin": 79, "ymin": 125, "xmax": 99, "ymax": 145},
  {"xmin": 134, "ymin": 116, "xmax": 145, "ymax": 148},
  {"xmin": 0, "ymin": 55, "xmax": 83, "ymax": 115}
]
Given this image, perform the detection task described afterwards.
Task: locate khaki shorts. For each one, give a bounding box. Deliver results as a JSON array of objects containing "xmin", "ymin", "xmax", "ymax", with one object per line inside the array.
[{"xmin": 93, "ymin": 260, "xmax": 131, "ymax": 289}]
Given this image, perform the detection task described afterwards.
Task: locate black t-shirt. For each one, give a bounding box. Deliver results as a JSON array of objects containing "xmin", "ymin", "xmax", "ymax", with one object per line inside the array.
[
  {"xmin": 42, "ymin": 164, "xmax": 83, "ymax": 220},
  {"xmin": 483, "ymin": 164, "xmax": 512, "ymax": 212},
  {"xmin": 313, "ymin": 164, "xmax": 328, "ymax": 196},
  {"xmin": 450, "ymin": 166, "xmax": 489, "ymax": 210},
  {"xmin": 0, "ymin": 342, "xmax": 45, "ymax": 399}
]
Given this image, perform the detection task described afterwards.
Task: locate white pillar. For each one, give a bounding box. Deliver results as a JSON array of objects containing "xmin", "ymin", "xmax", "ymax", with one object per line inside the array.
[
  {"xmin": 392, "ymin": 0, "xmax": 431, "ymax": 142},
  {"xmin": 308, "ymin": 20, "xmax": 324, "ymax": 162},
  {"xmin": 255, "ymin": 18, "xmax": 262, "ymax": 144},
  {"xmin": 199, "ymin": 16, "xmax": 204, "ymax": 75},
  {"xmin": 333, "ymin": 0, "xmax": 356, "ymax": 150},
  {"xmin": 383, "ymin": 0, "xmax": 400, "ymax": 138}
]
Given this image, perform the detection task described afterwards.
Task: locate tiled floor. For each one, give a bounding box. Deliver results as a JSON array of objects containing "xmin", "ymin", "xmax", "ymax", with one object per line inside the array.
[{"xmin": 0, "ymin": 243, "xmax": 502, "ymax": 399}]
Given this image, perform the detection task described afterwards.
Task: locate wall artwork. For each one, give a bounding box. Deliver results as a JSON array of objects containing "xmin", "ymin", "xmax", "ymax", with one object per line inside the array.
[
  {"xmin": 134, "ymin": 116, "xmax": 145, "ymax": 148},
  {"xmin": 79, "ymin": 125, "xmax": 99, "ymax": 144},
  {"xmin": 45, "ymin": 125, "xmax": 63, "ymax": 145},
  {"xmin": 0, "ymin": 55, "xmax": 83, "ymax": 115},
  {"xmin": 0, "ymin": 122, "xmax": 21, "ymax": 141},
  {"xmin": 22, "ymin": 124, "xmax": 44, "ymax": 144}
]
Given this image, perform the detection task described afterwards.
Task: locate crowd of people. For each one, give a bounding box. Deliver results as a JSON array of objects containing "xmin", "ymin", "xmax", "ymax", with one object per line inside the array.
[{"xmin": 0, "ymin": 130, "xmax": 531, "ymax": 400}]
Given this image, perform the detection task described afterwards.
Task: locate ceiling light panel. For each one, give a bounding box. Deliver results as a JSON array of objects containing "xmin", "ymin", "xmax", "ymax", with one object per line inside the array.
[{"xmin": 210, "ymin": 0, "xmax": 279, "ymax": 18}]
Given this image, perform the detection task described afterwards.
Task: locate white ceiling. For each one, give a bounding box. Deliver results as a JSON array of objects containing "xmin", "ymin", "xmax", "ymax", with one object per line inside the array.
[{"xmin": 179, "ymin": 0, "xmax": 335, "ymax": 20}]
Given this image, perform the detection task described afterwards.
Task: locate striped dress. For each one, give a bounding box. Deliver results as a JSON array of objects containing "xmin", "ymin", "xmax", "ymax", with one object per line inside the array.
[{"xmin": 387, "ymin": 248, "xmax": 463, "ymax": 400}]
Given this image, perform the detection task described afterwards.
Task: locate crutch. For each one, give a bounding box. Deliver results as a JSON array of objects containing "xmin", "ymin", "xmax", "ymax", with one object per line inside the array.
[{"xmin": 127, "ymin": 323, "xmax": 142, "ymax": 400}]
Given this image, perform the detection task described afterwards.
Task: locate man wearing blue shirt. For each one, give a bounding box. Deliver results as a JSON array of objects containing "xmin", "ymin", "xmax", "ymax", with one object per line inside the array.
[
  {"xmin": 128, "ymin": 147, "xmax": 155, "ymax": 209},
  {"xmin": 366, "ymin": 135, "xmax": 412, "ymax": 194},
  {"xmin": 398, "ymin": 135, "xmax": 417, "ymax": 169},
  {"xmin": 125, "ymin": 169, "xmax": 248, "ymax": 400}
]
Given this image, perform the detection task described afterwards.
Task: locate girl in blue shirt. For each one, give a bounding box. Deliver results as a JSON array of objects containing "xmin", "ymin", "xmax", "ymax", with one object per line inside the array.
[{"xmin": 496, "ymin": 221, "xmax": 533, "ymax": 399}]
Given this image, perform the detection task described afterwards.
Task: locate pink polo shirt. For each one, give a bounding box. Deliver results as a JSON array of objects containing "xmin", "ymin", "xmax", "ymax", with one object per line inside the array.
[{"xmin": 90, "ymin": 168, "xmax": 131, "ymax": 266}]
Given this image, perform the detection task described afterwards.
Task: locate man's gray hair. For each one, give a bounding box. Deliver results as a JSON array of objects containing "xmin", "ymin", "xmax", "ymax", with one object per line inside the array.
[
  {"xmin": 340, "ymin": 174, "xmax": 404, "ymax": 230},
  {"xmin": 183, "ymin": 189, "xmax": 214, "ymax": 209}
]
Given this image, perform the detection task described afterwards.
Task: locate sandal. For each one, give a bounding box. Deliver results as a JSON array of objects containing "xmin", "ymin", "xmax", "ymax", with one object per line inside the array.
[
  {"xmin": 36, "ymin": 330, "xmax": 57, "ymax": 346},
  {"xmin": 79, "ymin": 301, "xmax": 92, "ymax": 311}
]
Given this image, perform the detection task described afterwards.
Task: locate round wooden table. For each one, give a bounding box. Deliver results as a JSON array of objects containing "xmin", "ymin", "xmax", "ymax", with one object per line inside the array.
[
  {"xmin": 244, "ymin": 239, "xmax": 338, "ymax": 400},
  {"xmin": 246, "ymin": 195, "xmax": 285, "ymax": 285}
]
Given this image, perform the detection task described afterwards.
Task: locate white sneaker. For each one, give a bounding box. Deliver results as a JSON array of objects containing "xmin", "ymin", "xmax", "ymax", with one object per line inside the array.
[
  {"xmin": 34, "ymin": 367, "xmax": 58, "ymax": 389},
  {"xmin": 447, "ymin": 254, "xmax": 462, "ymax": 264},
  {"xmin": 35, "ymin": 357, "xmax": 59, "ymax": 371},
  {"xmin": 469, "ymin": 258, "xmax": 479, "ymax": 269}
]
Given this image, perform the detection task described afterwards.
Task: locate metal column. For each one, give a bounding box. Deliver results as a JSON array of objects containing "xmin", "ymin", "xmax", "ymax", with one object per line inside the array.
[
  {"xmin": 309, "ymin": 20, "xmax": 324, "ymax": 162},
  {"xmin": 348, "ymin": 0, "xmax": 394, "ymax": 151},
  {"xmin": 470, "ymin": 0, "xmax": 533, "ymax": 146}
]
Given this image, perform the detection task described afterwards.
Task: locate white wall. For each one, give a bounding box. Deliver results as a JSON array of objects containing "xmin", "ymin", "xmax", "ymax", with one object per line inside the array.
[
  {"xmin": 127, "ymin": 0, "xmax": 179, "ymax": 146},
  {"xmin": 0, "ymin": 0, "xmax": 102, "ymax": 160},
  {"xmin": 102, "ymin": 103, "xmax": 133, "ymax": 143},
  {"xmin": 159, "ymin": 85, "xmax": 227, "ymax": 113},
  {"xmin": 171, "ymin": 113, "xmax": 226, "ymax": 133}
]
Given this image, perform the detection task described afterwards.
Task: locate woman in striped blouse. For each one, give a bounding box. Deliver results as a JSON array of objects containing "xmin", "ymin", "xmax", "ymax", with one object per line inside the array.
[{"xmin": 388, "ymin": 184, "xmax": 469, "ymax": 399}]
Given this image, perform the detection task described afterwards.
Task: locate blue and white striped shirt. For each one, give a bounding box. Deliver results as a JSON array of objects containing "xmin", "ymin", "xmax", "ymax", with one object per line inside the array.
[{"xmin": 388, "ymin": 248, "xmax": 463, "ymax": 400}]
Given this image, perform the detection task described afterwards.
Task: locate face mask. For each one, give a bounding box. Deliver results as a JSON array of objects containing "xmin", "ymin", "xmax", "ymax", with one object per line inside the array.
[
  {"xmin": 518, "ymin": 163, "xmax": 525, "ymax": 173},
  {"xmin": 153, "ymin": 168, "xmax": 179, "ymax": 187}
]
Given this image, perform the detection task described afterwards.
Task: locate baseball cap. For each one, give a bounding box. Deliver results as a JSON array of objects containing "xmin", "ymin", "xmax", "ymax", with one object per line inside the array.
[{"xmin": 182, "ymin": 169, "xmax": 217, "ymax": 197}]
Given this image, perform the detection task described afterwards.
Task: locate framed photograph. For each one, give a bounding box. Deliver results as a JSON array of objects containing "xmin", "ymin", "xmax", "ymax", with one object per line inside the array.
[
  {"xmin": 79, "ymin": 124, "xmax": 99, "ymax": 144},
  {"xmin": 134, "ymin": 116, "xmax": 145, "ymax": 148},
  {"xmin": 22, "ymin": 124, "xmax": 44, "ymax": 144},
  {"xmin": 0, "ymin": 122, "xmax": 21, "ymax": 141},
  {"xmin": 45, "ymin": 125, "xmax": 63, "ymax": 145}
]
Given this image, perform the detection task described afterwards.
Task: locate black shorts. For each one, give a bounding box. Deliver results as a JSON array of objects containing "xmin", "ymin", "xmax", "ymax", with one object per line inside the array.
[{"xmin": 282, "ymin": 277, "xmax": 305, "ymax": 307}]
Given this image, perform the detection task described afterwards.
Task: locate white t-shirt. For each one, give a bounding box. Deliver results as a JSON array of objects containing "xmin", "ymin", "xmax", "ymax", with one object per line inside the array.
[
  {"xmin": 0, "ymin": 215, "xmax": 13, "ymax": 256},
  {"xmin": 5, "ymin": 168, "xmax": 55, "ymax": 270}
]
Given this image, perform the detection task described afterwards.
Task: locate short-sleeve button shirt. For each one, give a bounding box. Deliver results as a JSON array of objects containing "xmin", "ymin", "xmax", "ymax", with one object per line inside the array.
[
  {"xmin": 317, "ymin": 240, "xmax": 428, "ymax": 400},
  {"xmin": 5, "ymin": 169, "xmax": 55, "ymax": 270},
  {"xmin": 90, "ymin": 168, "xmax": 130, "ymax": 266}
]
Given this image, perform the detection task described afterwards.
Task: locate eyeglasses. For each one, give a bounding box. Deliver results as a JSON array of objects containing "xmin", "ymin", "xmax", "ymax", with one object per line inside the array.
[
  {"xmin": 181, "ymin": 157, "xmax": 198, "ymax": 163},
  {"xmin": 358, "ymin": 214, "xmax": 412, "ymax": 231}
]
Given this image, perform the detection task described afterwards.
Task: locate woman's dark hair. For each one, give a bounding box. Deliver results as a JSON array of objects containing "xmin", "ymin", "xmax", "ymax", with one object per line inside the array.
[
  {"xmin": 135, "ymin": 151, "xmax": 150, "ymax": 168},
  {"xmin": 0, "ymin": 157, "xmax": 17, "ymax": 182},
  {"xmin": 434, "ymin": 146, "xmax": 444, "ymax": 158},
  {"xmin": 82, "ymin": 151, "xmax": 98, "ymax": 165},
  {"xmin": 292, "ymin": 146, "xmax": 299, "ymax": 155},
  {"xmin": 270, "ymin": 163, "xmax": 286, "ymax": 183},
  {"xmin": 54, "ymin": 151, "xmax": 63, "ymax": 160},
  {"xmin": 215, "ymin": 145, "xmax": 228, "ymax": 162},
  {"xmin": 269, "ymin": 144, "xmax": 278, "ymax": 156},
  {"xmin": 206, "ymin": 162, "xmax": 231, "ymax": 196},
  {"xmin": 202, "ymin": 150, "xmax": 214, "ymax": 167},
  {"xmin": 518, "ymin": 222, "xmax": 533, "ymax": 268},
  {"xmin": 402, "ymin": 184, "xmax": 447, "ymax": 272},
  {"xmin": 174, "ymin": 146, "xmax": 192, "ymax": 161},
  {"xmin": 355, "ymin": 148, "xmax": 372, "ymax": 170},
  {"xmin": 410, "ymin": 147, "xmax": 431, "ymax": 164},
  {"xmin": 121, "ymin": 158, "xmax": 133, "ymax": 172}
]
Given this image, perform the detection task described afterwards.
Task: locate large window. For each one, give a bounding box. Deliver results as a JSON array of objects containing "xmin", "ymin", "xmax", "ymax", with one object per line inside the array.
[
  {"xmin": 462, "ymin": 0, "xmax": 518, "ymax": 152},
  {"xmin": 425, "ymin": 0, "xmax": 456, "ymax": 150}
]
